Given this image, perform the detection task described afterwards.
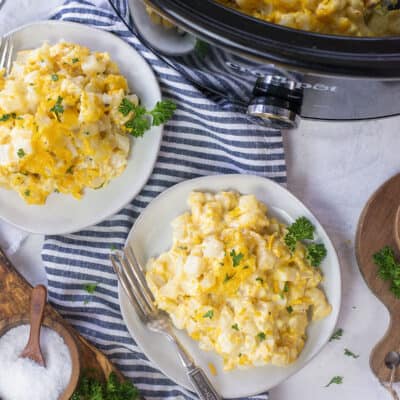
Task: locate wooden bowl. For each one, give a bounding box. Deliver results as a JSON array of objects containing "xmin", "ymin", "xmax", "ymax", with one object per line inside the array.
[{"xmin": 0, "ymin": 314, "xmax": 81, "ymax": 400}]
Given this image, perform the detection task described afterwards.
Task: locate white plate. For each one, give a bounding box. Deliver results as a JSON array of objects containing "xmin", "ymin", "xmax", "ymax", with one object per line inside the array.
[
  {"xmin": 120, "ymin": 174, "xmax": 342, "ymax": 398},
  {"xmin": 0, "ymin": 21, "xmax": 162, "ymax": 234},
  {"xmin": 129, "ymin": 0, "xmax": 197, "ymax": 56}
]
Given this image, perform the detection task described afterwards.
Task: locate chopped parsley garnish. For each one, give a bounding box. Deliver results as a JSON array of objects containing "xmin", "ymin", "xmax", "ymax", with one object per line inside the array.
[
  {"xmin": 24, "ymin": 190, "xmax": 30, "ymax": 197},
  {"xmin": 329, "ymin": 328, "xmax": 343, "ymax": 342},
  {"xmin": 230, "ymin": 249, "xmax": 244, "ymax": 267},
  {"xmin": 344, "ymin": 348, "xmax": 359, "ymax": 359},
  {"xmin": 0, "ymin": 113, "xmax": 16, "ymax": 122},
  {"xmin": 84, "ymin": 282, "xmax": 98, "ymax": 294},
  {"xmin": 325, "ymin": 376, "xmax": 343, "ymax": 387},
  {"xmin": 72, "ymin": 58, "xmax": 79, "ymax": 63},
  {"xmin": 283, "ymin": 282, "xmax": 289, "ymax": 292},
  {"xmin": 373, "ymin": 246, "xmax": 400, "ymax": 298},
  {"xmin": 50, "ymin": 96, "xmax": 64, "ymax": 121},
  {"xmin": 51, "ymin": 74, "xmax": 59, "ymax": 81},
  {"xmin": 255, "ymin": 277, "xmax": 264, "ymax": 284},
  {"xmin": 224, "ymin": 273, "xmax": 235, "ymax": 283},
  {"xmin": 71, "ymin": 371, "xmax": 139, "ymax": 400},
  {"xmin": 256, "ymin": 332, "xmax": 266, "ymax": 341},
  {"xmin": 286, "ymin": 306, "xmax": 293, "ymax": 314},
  {"xmin": 110, "ymin": 244, "xmax": 117, "ymax": 251},
  {"xmin": 66, "ymin": 166, "xmax": 74, "ymax": 174},
  {"xmin": 203, "ymin": 310, "xmax": 214, "ymax": 319},
  {"xmin": 118, "ymin": 98, "xmax": 176, "ymax": 137},
  {"xmin": 306, "ymin": 243, "xmax": 327, "ymax": 267},
  {"xmin": 284, "ymin": 217, "xmax": 315, "ymax": 252},
  {"xmin": 232, "ymin": 323, "xmax": 239, "ymax": 331},
  {"xmin": 17, "ymin": 148, "xmax": 25, "ymax": 158}
]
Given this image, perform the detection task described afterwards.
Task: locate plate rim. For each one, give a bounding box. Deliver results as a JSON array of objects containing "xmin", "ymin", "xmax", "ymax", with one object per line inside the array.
[
  {"xmin": 0, "ymin": 20, "xmax": 163, "ymax": 235},
  {"xmin": 120, "ymin": 174, "xmax": 342, "ymax": 397}
]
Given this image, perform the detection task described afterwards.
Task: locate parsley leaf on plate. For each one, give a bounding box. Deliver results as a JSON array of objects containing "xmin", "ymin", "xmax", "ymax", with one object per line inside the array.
[
  {"xmin": 306, "ymin": 243, "xmax": 327, "ymax": 267},
  {"xmin": 17, "ymin": 148, "xmax": 25, "ymax": 158},
  {"xmin": 203, "ymin": 310, "xmax": 214, "ymax": 319},
  {"xmin": 50, "ymin": 96, "xmax": 64, "ymax": 121},
  {"xmin": 284, "ymin": 217, "xmax": 315, "ymax": 252},
  {"xmin": 0, "ymin": 113, "xmax": 16, "ymax": 122},
  {"xmin": 232, "ymin": 323, "xmax": 239, "ymax": 331},
  {"xmin": 119, "ymin": 98, "xmax": 136, "ymax": 117},
  {"xmin": 224, "ymin": 273, "xmax": 235, "ymax": 283},
  {"xmin": 257, "ymin": 332, "xmax": 266, "ymax": 341},
  {"xmin": 230, "ymin": 249, "xmax": 244, "ymax": 267}
]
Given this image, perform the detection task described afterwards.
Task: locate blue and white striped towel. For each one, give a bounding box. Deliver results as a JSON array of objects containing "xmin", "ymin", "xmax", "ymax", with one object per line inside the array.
[{"xmin": 42, "ymin": 1, "xmax": 286, "ymax": 399}]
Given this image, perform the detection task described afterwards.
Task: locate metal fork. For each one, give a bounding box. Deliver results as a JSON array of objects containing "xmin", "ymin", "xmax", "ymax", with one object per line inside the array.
[
  {"xmin": 111, "ymin": 247, "xmax": 221, "ymax": 400},
  {"xmin": 0, "ymin": 36, "xmax": 14, "ymax": 75}
]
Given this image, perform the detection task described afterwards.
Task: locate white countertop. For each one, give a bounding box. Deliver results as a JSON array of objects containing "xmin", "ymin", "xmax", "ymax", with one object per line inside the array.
[{"xmin": 1, "ymin": 1, "xmax": 400, "ymax": 399}]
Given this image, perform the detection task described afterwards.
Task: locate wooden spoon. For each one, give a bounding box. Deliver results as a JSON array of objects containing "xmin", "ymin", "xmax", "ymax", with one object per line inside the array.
[{"xmin": 20, "ymin": 284, "xmax": 47, "ymax": 367}]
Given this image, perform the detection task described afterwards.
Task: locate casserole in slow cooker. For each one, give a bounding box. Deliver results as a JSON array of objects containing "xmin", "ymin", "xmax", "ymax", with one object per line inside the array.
[{"xmin": 218, "ymin": 0, "xmax": 400, "ymax": 36}]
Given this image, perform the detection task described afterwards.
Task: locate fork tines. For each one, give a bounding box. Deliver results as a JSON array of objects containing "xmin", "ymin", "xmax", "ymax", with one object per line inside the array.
[
  {"xmin": 110, "ymin": 248, "xmax": 156, "ymax": 321},
  {"xmin": 0, "ymin": 37, "xmax": 14, "ymax": 75}
]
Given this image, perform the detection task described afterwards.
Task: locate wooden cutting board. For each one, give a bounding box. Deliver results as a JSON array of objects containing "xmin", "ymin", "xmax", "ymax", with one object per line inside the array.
[
  {"xmin": 356, "ymin": 173, "xmax": 400, "ymax": 383},
  {"xmin": 0, "ymin": 247, "xmax": 123, "ymax": 385}
]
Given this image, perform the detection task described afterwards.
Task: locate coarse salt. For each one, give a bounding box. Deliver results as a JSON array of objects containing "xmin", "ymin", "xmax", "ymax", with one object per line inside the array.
[{"xmin": 0, "ymin": 324, "xmax": 72, "ymax": 400}]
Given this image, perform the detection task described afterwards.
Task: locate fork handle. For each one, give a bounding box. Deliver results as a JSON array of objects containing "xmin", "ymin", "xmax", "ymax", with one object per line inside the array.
[
  {"xmin": 187, "ymin": 366, "xmax": 222, "ymax": 400},
  {"xmin": 168, "ymin": 334, "xmax": 221, "ymax": 399}
]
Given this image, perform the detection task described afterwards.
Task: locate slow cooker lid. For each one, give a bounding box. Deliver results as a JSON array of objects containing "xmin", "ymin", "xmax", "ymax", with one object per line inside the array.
[{"xmin": 147, "ymin": 0, "xmax": 400, "ymax": 78}]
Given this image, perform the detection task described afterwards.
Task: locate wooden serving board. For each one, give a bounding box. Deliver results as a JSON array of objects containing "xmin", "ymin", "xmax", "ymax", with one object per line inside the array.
[
  {"xmin": 356, "ymin": 173, "xmax": 400, "ymax": 383},
  {"xmin": 0, "ymin": 248, "xmax": 123, "ymax": 386}
]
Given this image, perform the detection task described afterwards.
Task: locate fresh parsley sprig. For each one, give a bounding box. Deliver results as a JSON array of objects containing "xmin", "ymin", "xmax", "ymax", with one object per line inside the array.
[
  {"xmin": 284, "ymin": 216, "xmax": 327, "ymax": 267},
  {"xmin": 373, "ymin": 246, "xmax": 400, "ymax": 298},
  {"xmin": 306, "ymin": 243, "xmax": 328, "ymax": 267},
  {"xmin": 119, "ymin": 98, "xmax": 176, "ymax": 138},
  {"xmin": 285, "ymin": 217, "xmax": 314, "ymax": 251},
  {"xmin": 71, "ymin": 372, "xmax": 139, "ymax": 400}
]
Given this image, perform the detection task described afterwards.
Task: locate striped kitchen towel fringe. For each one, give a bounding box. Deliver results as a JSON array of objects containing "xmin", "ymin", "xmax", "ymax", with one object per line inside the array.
[{"xmin": 42, "ymin": 1, "xmax": 286, "ymax": 399}]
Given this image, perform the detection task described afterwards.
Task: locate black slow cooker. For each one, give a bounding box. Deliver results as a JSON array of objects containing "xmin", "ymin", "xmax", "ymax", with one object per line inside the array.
[{"xmin": 109, "ymin": 0, "xmax": 400, "ymax": 128}]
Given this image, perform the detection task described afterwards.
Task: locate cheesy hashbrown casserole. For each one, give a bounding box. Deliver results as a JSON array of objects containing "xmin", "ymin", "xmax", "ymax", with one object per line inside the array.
[
  {"xmin": 146, "ymin": 191, "xmax": 332, "ymax": 370},
  {"xmin": 0, "ymin": 42, "xmax": 136, "ymax": 205},
  {"xmin": 218, "ymin": 0, "xmax": 400, "ymax": 36}
]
